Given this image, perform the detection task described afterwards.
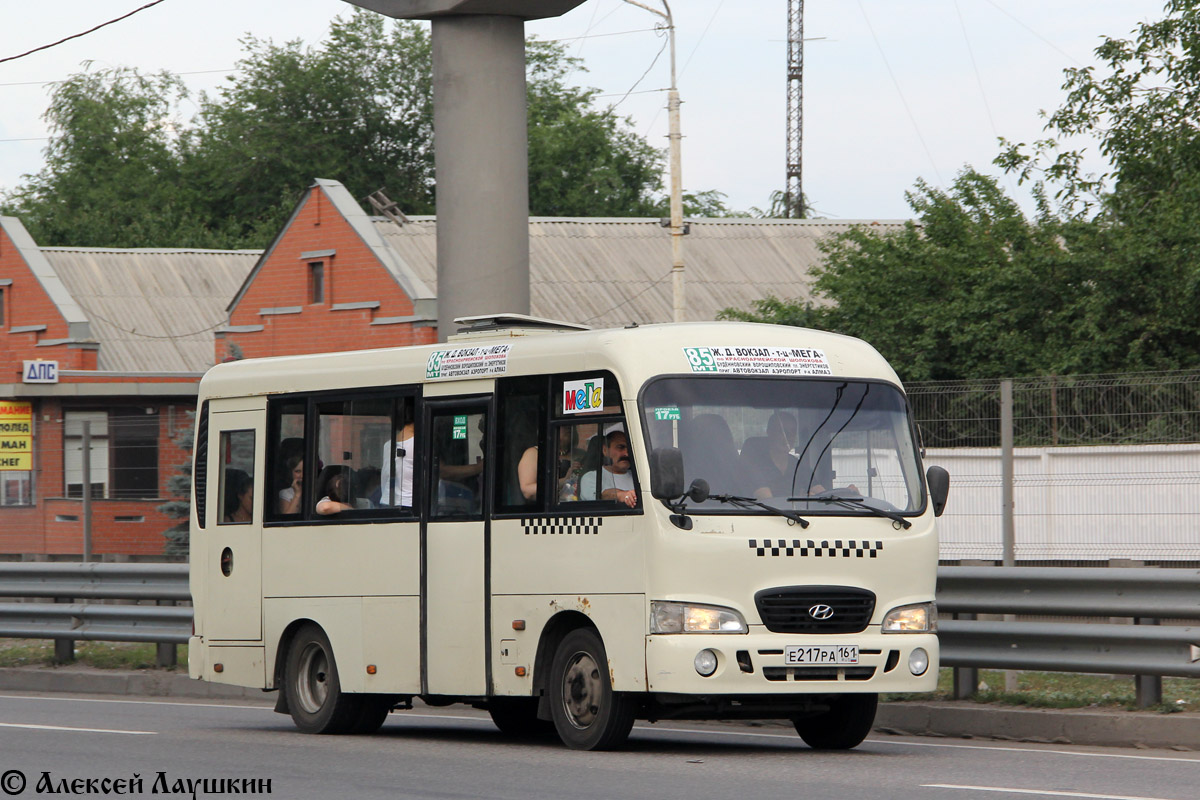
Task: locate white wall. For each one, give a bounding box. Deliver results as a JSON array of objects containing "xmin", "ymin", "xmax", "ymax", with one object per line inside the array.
[{"xmin": 925, "ymin": 444, "xmax": 1200, "ymax": 562}]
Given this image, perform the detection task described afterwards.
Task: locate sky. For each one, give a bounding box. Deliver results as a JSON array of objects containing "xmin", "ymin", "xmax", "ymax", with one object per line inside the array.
[{"xmin": 0, "ymin": 0, "xmax": 1171, "ymax": 221}]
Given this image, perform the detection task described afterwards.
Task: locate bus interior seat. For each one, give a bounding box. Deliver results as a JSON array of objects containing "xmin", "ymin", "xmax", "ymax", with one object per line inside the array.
[{"xmin": 679, "ymin": 414, "xmax": 740, "ymax": 495}]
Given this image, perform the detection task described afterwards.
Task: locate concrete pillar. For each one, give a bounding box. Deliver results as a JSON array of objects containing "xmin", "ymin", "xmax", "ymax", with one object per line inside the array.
[{"xmin": 431, "ymin": 15, "xmax": 530, "ymax": 339}]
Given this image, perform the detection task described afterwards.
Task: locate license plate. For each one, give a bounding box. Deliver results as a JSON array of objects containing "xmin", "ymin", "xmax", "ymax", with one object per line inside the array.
[{"xmin": 784, "ymin": 645, "xmax": 859, "ymax": 665}]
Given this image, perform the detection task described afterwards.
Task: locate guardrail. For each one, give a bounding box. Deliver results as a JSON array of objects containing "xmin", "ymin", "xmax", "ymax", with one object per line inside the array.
[
  {"xmin": 1, "ymin": 563, "xmax": 1196, "ymax": 705},
  {"xmin": 938, "ymin": 566, "xmax": 1200, "ymax": 706},
  {"xmin": 0, "ymin": 562, "xmax": 189, "ymax": 667}
]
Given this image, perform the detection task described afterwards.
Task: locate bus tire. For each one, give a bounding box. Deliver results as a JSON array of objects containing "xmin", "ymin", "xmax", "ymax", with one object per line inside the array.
[
  {"xmin": 791, "ymin": 693, "xmax": 878, "ymax": 750},
  {"xmin": 285, "ymin": 623, "xmax": 362, "ymax": 734},
  {"xmin": 350, "ymin": 696, "xmax": 395, "ymax": 735},
  {"xmin": 549, "ymin": 628, "xmax": 635, "ymax": 750},
  {"xmin": 488, "ymin": 697, "xmax": 556, "ymax": 738}
]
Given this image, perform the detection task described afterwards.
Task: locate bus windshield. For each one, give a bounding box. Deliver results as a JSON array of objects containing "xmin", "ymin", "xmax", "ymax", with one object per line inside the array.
[{"xmin": 640, "ymin": 377, "xmax": 924, "ymax": 515}]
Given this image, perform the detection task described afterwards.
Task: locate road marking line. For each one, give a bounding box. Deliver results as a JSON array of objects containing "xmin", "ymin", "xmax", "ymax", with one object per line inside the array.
[
  {"xmin": 0, "ymin": 694, "xmax": 270, "ymax": 711},
  {"xmin": 923, "ymin": 784, "xmax": 1179, "ymax": 800},
  {"xmin": 0, "ymin": 722, "xmax": 155, "ymax": 735},
  {"xmin": 878, "ymin": 739, "xmax": 1200, "ymax": 764}
]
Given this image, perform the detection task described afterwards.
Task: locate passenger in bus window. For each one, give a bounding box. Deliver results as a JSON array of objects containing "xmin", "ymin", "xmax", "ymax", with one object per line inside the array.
[
  {"xmin": 223, "ymin": 468, "xmax": 253, "ymax": 523},
  {"xmin": 578, "ymin": 423, "xmax": 638, "ymax": 508},
  {"xmin": 379, "ymin": 405, "xmax": 415, "ymax": 507},
  {"xmin": 315, "ymin": 465, "xmax": 354, "ymax": 515},
  {"xmin": 517, "ymin": 445, "xmax": 539, "ymax": 501},
  {"xmin": 278, "ymin": 456, "xmax": 303, "ymax": 514},
  {"xmin": 743, "ymin": 412, "xmax": 800, "ymax": 500}
]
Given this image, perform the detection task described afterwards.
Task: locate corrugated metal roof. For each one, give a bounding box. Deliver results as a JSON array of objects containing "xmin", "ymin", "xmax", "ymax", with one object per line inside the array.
[
  {"xmin": 41, "ymin": 248, "xmax": 261, "ymax": 373},
  {"xmin": 373, "ymin": 217, "xmax": 906, "ymax": 328}
]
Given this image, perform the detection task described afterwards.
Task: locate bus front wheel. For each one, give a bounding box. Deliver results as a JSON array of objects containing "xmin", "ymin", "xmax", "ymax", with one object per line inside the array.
[
  {"xmin": 549, "ymin": 628, "xmax": 635, "ymax": 750},
  {"xmin": 791, "ymin": 693, "xmax": 878, "ymax": 750},
  {"xmin": 285, "ymin": 624, "xmax": 362, "ymax": 734}
]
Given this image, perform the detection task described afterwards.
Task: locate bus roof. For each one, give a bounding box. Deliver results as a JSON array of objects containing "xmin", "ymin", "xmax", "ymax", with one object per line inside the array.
[{"xmin": 197, "ymin": 321, "xmax": 902, "ymax": 401}]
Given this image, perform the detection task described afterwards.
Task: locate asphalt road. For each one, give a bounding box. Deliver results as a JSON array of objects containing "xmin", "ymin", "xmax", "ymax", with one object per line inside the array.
[{"xmin": 0, "ymin": 691, "xmax": 1197, "ymax": 800}]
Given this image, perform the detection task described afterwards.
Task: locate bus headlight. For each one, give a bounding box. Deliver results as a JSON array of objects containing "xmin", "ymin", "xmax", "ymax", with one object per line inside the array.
[
  {"xmin": 882, "ymin": 602, "xmax": 937, "ymax": 633},
  {"xmin": 651, "ymin": 602, "xmax": 747, "ymax": 634}
]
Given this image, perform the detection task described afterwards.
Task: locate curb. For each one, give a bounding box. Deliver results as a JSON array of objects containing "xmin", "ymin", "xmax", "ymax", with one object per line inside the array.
[
  {"xmin": 0, "ymin": 667, "xmax": 263, "ymax": 701},
  {"xmin": 3, "ymin": 667, "xmax": 1198, "ymax": 750},
  {"xmin": 876, "ymin": 701, "xmax": 1200, "ymax": 751}
]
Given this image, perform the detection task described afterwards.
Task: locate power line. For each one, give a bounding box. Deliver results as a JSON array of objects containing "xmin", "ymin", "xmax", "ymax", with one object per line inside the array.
[
  {"xmin": 0, "ymin": 0, "xmax": 171, "ymax": 66},
  {"xmin": 856, "ymin": 0, "xmax": 944, "ymax": 186}
]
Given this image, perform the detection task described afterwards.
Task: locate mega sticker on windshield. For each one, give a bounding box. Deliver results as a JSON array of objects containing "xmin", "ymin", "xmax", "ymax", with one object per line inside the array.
[{"xmin": 683, "ymin": 346, "xmax": 831, "ymax": 376}]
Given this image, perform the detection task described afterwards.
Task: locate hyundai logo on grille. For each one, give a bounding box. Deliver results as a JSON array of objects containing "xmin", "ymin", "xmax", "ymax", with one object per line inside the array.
[{"xmin": 808, "ymin": 604, "xmax": 835, "ymax": 620}]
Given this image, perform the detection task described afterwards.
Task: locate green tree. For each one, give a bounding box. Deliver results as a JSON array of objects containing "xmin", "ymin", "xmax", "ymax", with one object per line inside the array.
[
  {"xmin": 996, "ymin": 0, "xmax": 1200, "ymax": 374},
  {"xmin": 1, "ymin": 67, "xmax": 220, "ymax": 248},
  {"xmin": 3, "ymin": 11, "xmax": 687, "ymax": 247},
  {"xmin": 526, "ymin": 39, "xmax": 664, "ymax": 217},
  {"xmin": 721, "ymin": 170, "xmax": 1086, "ymax": 382},
  {"xmin": 188, "ymin": 13, "xmax": 437, "ymax": 244}
]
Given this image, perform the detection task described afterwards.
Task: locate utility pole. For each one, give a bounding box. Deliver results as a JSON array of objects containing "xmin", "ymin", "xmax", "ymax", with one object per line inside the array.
[
  {"xmin": 624, "ymin": 1, "xmax": 684, "ymax": 321},
  {"xmin": 342, "ymin": 0, "xmax": 586, "ymax": 339},
  {"xmin": 785, "ymin": 0, "xmax": 804, "ymax": 218}
]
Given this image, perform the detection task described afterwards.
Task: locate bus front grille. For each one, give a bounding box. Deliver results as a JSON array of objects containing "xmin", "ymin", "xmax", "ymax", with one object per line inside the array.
[
  {"xmin": 754, "ymin": 586, "xmax": 876, "ymax": 634},
  {"xmin": 762, "ymin": 666, "xmax": 877, "ymax": 682}
]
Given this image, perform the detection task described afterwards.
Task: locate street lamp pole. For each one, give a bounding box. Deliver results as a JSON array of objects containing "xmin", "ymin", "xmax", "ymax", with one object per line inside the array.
[{"xmin": 625, "ymin": 0, "xmax": 685, "ymax": 322}]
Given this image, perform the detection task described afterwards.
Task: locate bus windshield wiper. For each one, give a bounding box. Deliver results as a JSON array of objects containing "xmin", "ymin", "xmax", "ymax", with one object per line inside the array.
[
  {"xmin": 709, "ymin": 494, "xmax": 809, "ymax": 528},
  {"xmin": 787, "ymin": 494, "xmax": 912, "ymax": 529}
]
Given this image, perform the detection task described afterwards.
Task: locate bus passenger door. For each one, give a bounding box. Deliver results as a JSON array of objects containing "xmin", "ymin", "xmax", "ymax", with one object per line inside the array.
[
  {"xmin": 422, "ymin": 398, "xmax": 490, "ymax": 696},
  {"xmin": 205, "ymin": 409, "xmax": 264, "ymax": 641}
]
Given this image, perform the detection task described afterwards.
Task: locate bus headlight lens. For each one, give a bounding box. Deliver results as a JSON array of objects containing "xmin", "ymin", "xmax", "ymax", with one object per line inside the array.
[
  {"xmin": 882, "ymin": 602, "xmax": 937, "ymax": 633},
  {"xmin": 694, "ymin": 649, "xmax": 718, "ymax": 676},
  {"xmin": 909, "ymin": 647, "xmax": 930, "ymax": 676},
  {"xmin": 651, "ymin": 602, "xmax": 747, "ymax": 634}
]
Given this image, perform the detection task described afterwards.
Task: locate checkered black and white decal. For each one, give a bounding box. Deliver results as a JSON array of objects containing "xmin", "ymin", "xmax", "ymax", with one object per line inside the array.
[
  {"xmin": 523, "ymin": 516, "xmax": 603, "ymax": 536},
  {"xmin": 748, "ymin": 539, "xmax": 883, "ymax": 558}
]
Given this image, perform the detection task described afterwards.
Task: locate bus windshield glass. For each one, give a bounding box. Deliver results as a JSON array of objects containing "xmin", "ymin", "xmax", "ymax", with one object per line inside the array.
[{"xmin": 641, "ymin": 377, "xmax": 924, "ymax": 515}]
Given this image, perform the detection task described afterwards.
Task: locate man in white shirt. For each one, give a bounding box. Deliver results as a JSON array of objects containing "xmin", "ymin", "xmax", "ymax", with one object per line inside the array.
[{"xmin": 578, "ymin": 426, "xmax": 638, "ymax": 508}]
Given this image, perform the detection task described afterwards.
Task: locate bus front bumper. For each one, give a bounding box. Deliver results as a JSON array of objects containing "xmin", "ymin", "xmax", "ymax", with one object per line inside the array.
[{"xmin": 645, "ymin": 629, "xmax": 938, "ymax": 696}]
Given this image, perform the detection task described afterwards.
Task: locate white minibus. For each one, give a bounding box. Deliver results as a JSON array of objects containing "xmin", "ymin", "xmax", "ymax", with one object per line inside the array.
[{"xmin": 189, "ymin": 315, "xmax": 947, "ymax": 750}]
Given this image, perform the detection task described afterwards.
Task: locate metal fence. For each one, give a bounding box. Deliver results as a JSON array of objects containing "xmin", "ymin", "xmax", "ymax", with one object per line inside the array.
[
  {"xmin": 908, "ymin": 370, "xmax": 1200, "ymax": 448},
  {"xmin": 0, "ymin": 562, "xmax": 189, "ymax": 667},
  {"xmin": 908, "ymin": 371, "xmax": 1200, "ymax": 566}
]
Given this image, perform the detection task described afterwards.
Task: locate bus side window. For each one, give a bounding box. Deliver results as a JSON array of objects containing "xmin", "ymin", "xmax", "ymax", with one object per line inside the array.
[
  {"xmin": 430, "ymin": 410, "xmax": 486, "ymax": 518},
  {"xmin": 315, "ymin": 397, "xmax": 393, "ymax": 515},
  {"xmin": 496, "ymin": 376, "xmax": 546, "ymax": 511},
  {"xmin": 218, "ymin": 430, "xmax": 255, "ymax": 525},
  {"xmin": 268, "ymin": 402, "xmax": 306, "ymax": 519}
]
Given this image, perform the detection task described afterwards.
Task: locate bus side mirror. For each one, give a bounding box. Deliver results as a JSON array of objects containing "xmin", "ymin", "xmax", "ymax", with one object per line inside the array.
[
  {"xmin": 926, "ymin": 465, "xmax": 949, "ymax": 517},
  {"xmin": 650, "ymin": 447, "xmax": 685, "ymax": 499}
]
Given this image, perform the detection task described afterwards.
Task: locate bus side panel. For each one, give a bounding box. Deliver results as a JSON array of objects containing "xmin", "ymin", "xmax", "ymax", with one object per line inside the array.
[
  {"xmin": 489, "ymin": 593, "xmax": 647, "ymax": 695},
  {"xmin": 262, "ymin": 524, "xmax": 420, "ymax": 599},
  {"xmin": 362, "ymin": 596, "xmax": 421, "ymax": 694},
  {"xmin": 490, "ymin": 516, "xmax": 645, "ymax": 597},
  {"xmin": 203, "ymin": 646, "xmax": 266, "ymax": 688},
  {"xmin": 263, "ymin": 597, "xmax": 365, "ymax": 693}
]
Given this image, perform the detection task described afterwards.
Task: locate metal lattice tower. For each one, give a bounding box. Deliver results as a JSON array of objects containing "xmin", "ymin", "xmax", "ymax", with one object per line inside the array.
[{"xmin": 785, "ymin": 0, "xmax": 804, "ymax": 218}]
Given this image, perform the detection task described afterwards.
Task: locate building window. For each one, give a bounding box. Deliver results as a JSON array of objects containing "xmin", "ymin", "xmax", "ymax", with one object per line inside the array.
[
  {"xmin": 0, "ymin": 286, "xmax": 6, "ymax": 327},
  {"xmin": 65, "ymin": 409, "xmax": 159, "ymax": 499},
  {"xmin": 65, "ymin": 411, "xmax": 108, "ymax": 499},
  {"xmin": 309, "ymin": 261, "xmax": 325, "ymax": 304}
]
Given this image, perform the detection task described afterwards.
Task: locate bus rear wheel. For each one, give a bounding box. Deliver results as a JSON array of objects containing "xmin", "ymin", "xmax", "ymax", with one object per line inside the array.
[
  {"xmin": 791, "ymin": 693, "xmax": 878, "ymax": 750},
  {"xmin": 285, "ymin": 624, "xmax": 363, "ymax": 734},
  {"xmin": 549, "ymin": 628, "xmax": 635, "ymax": 750}
]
